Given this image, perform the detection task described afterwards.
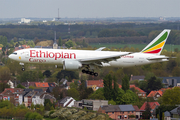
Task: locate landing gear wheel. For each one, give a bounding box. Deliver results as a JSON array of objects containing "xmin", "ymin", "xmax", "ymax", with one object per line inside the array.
[
  {"xmin": 82, "ymin": 69, "xmax": 86, "ymax": 73},
  {"xmin": 22, "ymin": 68, "xmax": 25, "ymax": 71},
  {"xmin": 90, "ymin": 72, "xmax": 94, "ymax": 75},
  {"xmin": 86, "ymin": 71, "xmax": 90, "ymax": 74},
  {"xmin": 94, "ymin": 73, "xmax": 98, "ymax": 77}
]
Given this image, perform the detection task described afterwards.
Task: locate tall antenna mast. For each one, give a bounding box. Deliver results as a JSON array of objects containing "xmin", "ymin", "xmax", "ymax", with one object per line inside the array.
[
  {"xmin": 56, "ymin": 8, "xmax": 61, "ymax": 21},
  {"xmin": 54, "ymin": 31, "xmax": 57, "ymax": 43}
]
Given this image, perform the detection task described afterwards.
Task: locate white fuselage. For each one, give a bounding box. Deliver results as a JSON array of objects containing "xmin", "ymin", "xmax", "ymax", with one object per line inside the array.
[{"xmin": 8, "ymin": 48, "xmax": 168, "ymax": 68}]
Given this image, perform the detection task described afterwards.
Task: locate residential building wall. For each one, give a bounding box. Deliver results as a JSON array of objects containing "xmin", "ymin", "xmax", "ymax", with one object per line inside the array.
[{"xmin": 82, "ymin": 100, "xmax": 108, "ymax": 111}]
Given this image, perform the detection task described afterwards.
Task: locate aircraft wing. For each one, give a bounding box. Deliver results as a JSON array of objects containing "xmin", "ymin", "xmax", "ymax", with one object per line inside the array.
[
  {"xmin": 79, "ymin": 52, "xmax": 131, "ymax": 65},
  {"xmin": 95, "ymin": 47, "xmax": 106, "ymax": 51}
]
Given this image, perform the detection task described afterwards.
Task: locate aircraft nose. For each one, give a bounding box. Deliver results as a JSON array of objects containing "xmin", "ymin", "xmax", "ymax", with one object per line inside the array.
[{"xmin": 8, "ymin": 54, "xmax": 14, "ymax": 60}]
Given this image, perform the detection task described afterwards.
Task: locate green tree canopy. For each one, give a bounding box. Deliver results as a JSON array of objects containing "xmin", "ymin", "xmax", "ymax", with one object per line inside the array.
[
  {"xmin": 88, "ymin": 88, "xmax": 105, "ymax": 100},
  {"xmin": 161, "ymin": 87, "xmax": 180, "ymax": 106},
  {"xmin": 122, "ymin": 74, "xmax": 130, "ymax": 92},
  {"xmin": 65, "ymin": 40, "xmax": 74, "ymax": 48},
  {"xmin": 67, "ymin": 88, "xmax": 79, "ymax": 100}
]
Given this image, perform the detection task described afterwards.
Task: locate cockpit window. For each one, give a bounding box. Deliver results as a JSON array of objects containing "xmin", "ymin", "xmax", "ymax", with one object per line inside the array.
[{"xmin": 12, "ymin": 52, "xmax": 17, "ymax": 55}]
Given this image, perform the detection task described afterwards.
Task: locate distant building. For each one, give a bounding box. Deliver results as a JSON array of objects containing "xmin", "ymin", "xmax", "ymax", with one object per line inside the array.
[
  {"xmin": 19, "ymin": 18, "xmax": 31, "ymax": 24},
  {"xmin": 56, "ymin": 96, "xmax": 75, "ymax": 108},
  {"xmin": 14, "ymin": 45, "xmax": 30, "ymax": 51},
  {"xmin": 140, "ymin": 102, "xmax": 160, "ymax": 117},
  {"xmin": 73, "ymin": 101, "xmax": 83, "ymax": 109},
  {"xmin": 161, "ymin": 77, "xmax": 180, "ymax": 87},
  {"xmin": 130, "ymin": 75, "xmax": 145, "ymax": 81},
  {"xmin": 82, "ymin": 99, "xmax": 108, "ymax": 111},
  {"xmin": 86, "ymin": 79, "xmax": 104, "ymax": 91},
  {"xmin": 98, "ymin": 104, "xmax": 140, "ymax": 119}
]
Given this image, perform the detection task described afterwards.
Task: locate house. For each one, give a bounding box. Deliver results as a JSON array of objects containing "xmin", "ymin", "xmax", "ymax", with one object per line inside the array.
[
  {"xmin": 56, "ymin": 96, "xmax": 75, "ymax": 107},
  {"xmin": 161, "ymin": 77, "xmax": 180, "ymax": 87},
  {"xmin": 32, "ymin": 92, "xmax": 45, "ymax": 105},
  {"xmin": 7, "ymin": 80, "xmax": 14, "ymax": 88},
  {"xmin": 21, "ymin": 82, "xmax": 36, "ymax": 88},
  {"xmin": 24, "ymin": 91, "xmax": 36, "ymax": 107},
  {"xmin": 82, "ymin": 99, "xmax": 108, "ymax": 111},
  {"xmin": 73, "ymin": 101, "xmax": 83, "ymax": 109},
  {"xmin": 46, "ymin": 87, "xmax": 54, "ymax": 93},
  {"xmin": 130, "ymin": 75, "xmax": 145, "ymax": 81},
  {"xmin": 133, "ymin": 105, "xmax": 141, "ymax": 119},
  {"xmin": 170, "ymin": 106, "xmax": 180, "ymax": 119},
  {"xmin": 129, "ymin": 85, "xmax": 146, "ymax": 97},
  {"xmin": 35, "ymin": 82, "xmax": 49, "ymax": 88},
  {"xmin": 19, "ymin": 89, "xmax": 44, "ymax": 105},
  {"xmin": 98, "ymin": 104, "xmax": 139, "ymax": 119},
  {"xmin": 140, "ymin": 102, "xmax": 160, "ymax": 117},
  {"xmin": 147, "ymin": 90, "xmax": 163, "ymax": 100},
  {"xmin": 0, "ymin": 88, "xmax": 23, "ymax": 106},
  {"xmin": 14, "ymin": 45, "xmax": 30, "ymax": 51},
  {"xmin": 48, "ymin": 82, "xmax": 56, "ymax": 87},
  {"xmin": 32, "ymin": 92, "xmax": 56, "ymax": 105},
  {"xmin": 86, "ymin": 79, "xmax": 104, "ymax": 91},
  {"xmin": 164, "ymin": 111, "xmax": 171, "ymax": 120}
]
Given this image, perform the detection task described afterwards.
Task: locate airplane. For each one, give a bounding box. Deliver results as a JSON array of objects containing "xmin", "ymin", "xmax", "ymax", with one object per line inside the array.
[{"xmin": 8, "ymin": 29, "xmax": 171, "ymax": 77}]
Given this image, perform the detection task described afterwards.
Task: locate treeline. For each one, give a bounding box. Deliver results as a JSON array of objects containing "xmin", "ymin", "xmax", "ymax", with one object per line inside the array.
[{"xmin": 0, "ymin": 22, "xmax": 180, "ymax": 44}]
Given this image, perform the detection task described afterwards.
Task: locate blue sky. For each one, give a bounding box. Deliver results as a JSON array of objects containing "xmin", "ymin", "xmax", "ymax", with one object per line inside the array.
[{"xmin": 0, "ymin": 0, "xmax": 180, "ymax": 18}]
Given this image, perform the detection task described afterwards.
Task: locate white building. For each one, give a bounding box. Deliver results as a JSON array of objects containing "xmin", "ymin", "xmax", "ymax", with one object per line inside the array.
[{"xmin": 19, "ymin": 18, "xmax": 31, "ymax": 24}]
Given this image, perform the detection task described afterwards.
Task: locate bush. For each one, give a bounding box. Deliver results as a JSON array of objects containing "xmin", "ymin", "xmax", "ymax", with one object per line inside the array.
[
  {"xmin": 68, "ymin": 110, "xmax": 87, "ymax": 120},
  {"xmin": 50, "ymin": 108, "xmax": 68, "ymax": 118},
  {"xmin": 78, "ymin": 112, "xmax": 96, "ymax": 120}
]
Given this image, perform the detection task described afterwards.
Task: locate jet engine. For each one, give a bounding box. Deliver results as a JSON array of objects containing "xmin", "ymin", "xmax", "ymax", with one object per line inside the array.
[{"xmin": 63, "ymin": 60, "xmax": 82, "ymax": 70}]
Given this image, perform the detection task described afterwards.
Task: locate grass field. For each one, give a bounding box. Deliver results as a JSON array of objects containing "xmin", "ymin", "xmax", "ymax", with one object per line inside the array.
[{"xmin": 89, "ymin": 43, "xmax": 179, "ymax": 52}]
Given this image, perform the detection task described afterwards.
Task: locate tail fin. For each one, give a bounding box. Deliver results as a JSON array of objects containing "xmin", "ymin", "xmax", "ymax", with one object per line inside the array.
[{"xmin": 141, "ymin": 29, "xmax": 171, "ymax": 55}]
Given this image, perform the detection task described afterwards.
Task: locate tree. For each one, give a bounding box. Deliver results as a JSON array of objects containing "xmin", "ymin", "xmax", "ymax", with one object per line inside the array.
[
  {"xmin": 79, "ymin": 80, "xmax": 93, "ymax": 100},
  {"xmin": 147, "ymin": 76, "xmax": 163, "ymax": 90},
  {"xmin": 58, "ymin": 37, "xmax": 62, "ymax": 46},
  {"xmin": 161, "ymin": 87, "xmax": 180, "ymax": 106},
  {"xmin": 0, "ymin": 66, "xmax": 11, "ymax": 81},
  {"xmin": 122, "ymin": 74, "xmax": 130, "ymax": 92},
  {"xmin": 65, "ymin": 40, "xmax": 74, "ymax": 48},
  {"xmin": 156, "ymin": 105, "xmax": 176, "ymax": 120},
  {"xmin": 112, "ymin": 76, "xmax": 119, "ymax": 101},
  {"xmin": 43, "ymin": 70, "xmax": 52, "ymax": 78},
  {"xmin": 67, "ymin": 88, "xmax": 79, "ymax": 100},
  {"xmin": 88, "ymin": 88, "xmax": 105, "ymax": 100},
  {"xmin": 16, "ymin": 84, "xmax": 25, "ymax": 89},
  {"xmin": 115, "ymin": 88, "xmax": 125, "ymax": 104},
  {"xmin": 121, "ymin": 90, "xmax": 139, "ymax": 104},
  {"xmin": 103, "ymin": 74, "xmax": 113, "ymax": 100},
  {"xmin": 56, "ymin": 70, "xmax": 79, "ymax": 82},
  {"xmin": 142, "ymin": 102, "xmax": 151, "ymax": 119}
]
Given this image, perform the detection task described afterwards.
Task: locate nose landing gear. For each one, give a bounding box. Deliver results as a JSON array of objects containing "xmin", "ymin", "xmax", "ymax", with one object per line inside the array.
[{"xmin": 19, "ymin": 62, "xmax": 25, "ymax": 71}]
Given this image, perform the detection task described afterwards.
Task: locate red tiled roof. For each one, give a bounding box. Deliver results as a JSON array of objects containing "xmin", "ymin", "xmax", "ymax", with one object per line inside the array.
[
  {"xmin": 35, "ymin": 82, "xmax": 49, "ymax": 88},
  {"xmin": 0, "ymin": 88, "xmax": 23, "ymax": 95},
  {"xmin": 140, "ymin": 102, "xmax": 160, "ymax": 111},
  {"xmin": 133, "ymin": 105, "xmax": 140, "ymax": 112},
  {"xmin": 159, "ymin": 87, "xmax": 171, "ymax": 93},
  {"xmin": 147, "ymin": 90, "xmax": 163, "ymax": 97},
  {"xmin": 86, "ymin": 80, "xmax": 104, "ymax": 88},
  {"xmin": 130, "ymin": 84, "xmax": 146, "ymax": 93}
]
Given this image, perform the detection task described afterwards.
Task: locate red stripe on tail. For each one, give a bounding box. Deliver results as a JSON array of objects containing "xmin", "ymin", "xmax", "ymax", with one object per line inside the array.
[{"xmin": 144, "ymin": 48, "xmax": 161, "ymax": 54}]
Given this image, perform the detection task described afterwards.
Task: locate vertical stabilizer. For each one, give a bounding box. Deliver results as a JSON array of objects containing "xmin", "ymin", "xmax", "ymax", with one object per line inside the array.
[{"xmin": 141, "ymin": 29, "xmax": 171, "ymax": 55}]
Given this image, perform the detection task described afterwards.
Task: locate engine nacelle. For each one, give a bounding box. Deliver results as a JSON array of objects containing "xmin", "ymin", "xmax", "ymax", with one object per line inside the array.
[{"xmin": 63, "ymin": 60, "xmax": 82, "ymax": 70}]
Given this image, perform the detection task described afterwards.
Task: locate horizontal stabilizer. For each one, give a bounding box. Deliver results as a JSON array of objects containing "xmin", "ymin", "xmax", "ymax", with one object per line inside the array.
[{"xmin": 147, "ymin": 55, "xmax": 169, "ymax": 60}]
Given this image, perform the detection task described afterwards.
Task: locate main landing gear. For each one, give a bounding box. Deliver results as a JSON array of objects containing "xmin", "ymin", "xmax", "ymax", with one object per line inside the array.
[
  {"xmin": 19, "ymin": 62, "xmax": 25, "ymax": 71},
  {"xmin": 82, "ymin": 69, "xmax": 98, "ymax": 77}
]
